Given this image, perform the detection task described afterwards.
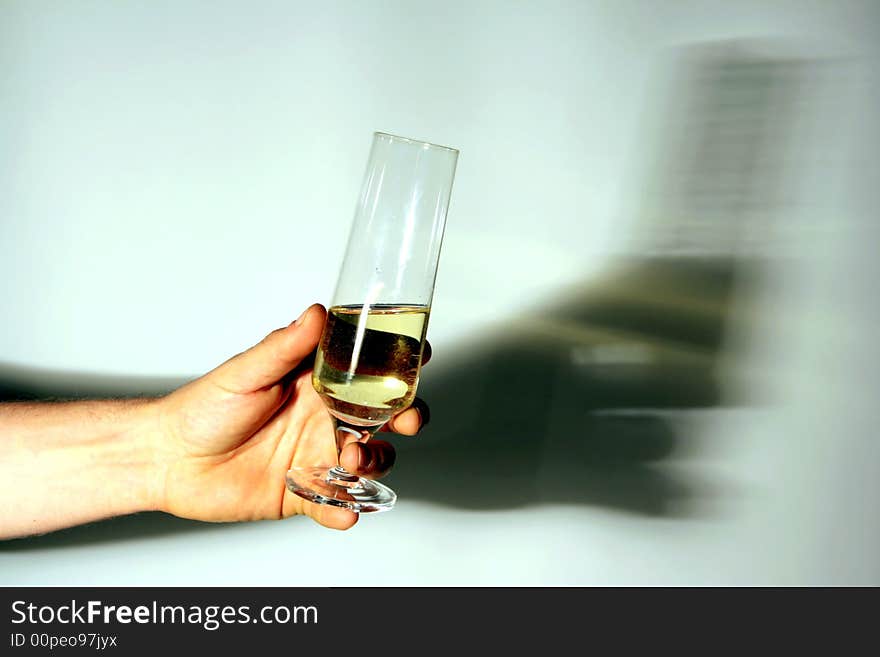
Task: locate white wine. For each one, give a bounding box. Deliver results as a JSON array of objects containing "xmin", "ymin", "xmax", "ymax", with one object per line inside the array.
[{"xmin": 313, "ymin": 304, "xmax": 430, "ymax": 426}]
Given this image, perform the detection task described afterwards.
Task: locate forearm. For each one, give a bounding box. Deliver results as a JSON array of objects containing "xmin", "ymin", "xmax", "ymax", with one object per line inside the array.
[{"xmin": 0, "ymin": 399, "xmax": 165, "ymax": 539}]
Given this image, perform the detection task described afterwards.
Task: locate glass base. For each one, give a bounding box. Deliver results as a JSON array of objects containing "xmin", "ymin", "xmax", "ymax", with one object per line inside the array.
[{"xmin": 286, "ymin": 466, "xmax": 396, "ymax": 513}]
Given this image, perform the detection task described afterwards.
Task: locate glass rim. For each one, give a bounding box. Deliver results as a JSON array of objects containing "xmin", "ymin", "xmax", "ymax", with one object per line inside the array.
[{"xmin": 374, "ymin": 131, "xmax": 459, "ymax": 154}]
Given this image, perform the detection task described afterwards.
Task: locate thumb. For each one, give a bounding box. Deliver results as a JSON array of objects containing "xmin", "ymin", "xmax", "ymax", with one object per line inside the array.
[{"xmin": 211, "ymin": 303, "xmax": 326, "ymax": 393}]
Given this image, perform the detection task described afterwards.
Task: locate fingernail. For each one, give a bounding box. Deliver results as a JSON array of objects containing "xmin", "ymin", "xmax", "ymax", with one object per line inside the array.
[
  {"xmin": 294, "ymin": 306, "xmax": 310, "ymax": 327},
  {"xmin": 414, "ymin": 399, "xmax": 430, "ymax": 428}
]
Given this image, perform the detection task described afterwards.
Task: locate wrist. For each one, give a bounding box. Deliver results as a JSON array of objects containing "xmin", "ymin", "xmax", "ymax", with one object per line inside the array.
[
  {"xmin": 133, "ymin": 397, "xmax": 173, "ymax": 514},
  {"xmin": 85, "ymin": 396, "xmax": 172, "ymax": 518}
]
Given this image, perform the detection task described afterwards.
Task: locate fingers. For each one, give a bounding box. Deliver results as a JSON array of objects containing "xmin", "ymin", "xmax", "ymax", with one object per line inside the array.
[
  {"xmin": 383, "ymin": 397, "xmax": 430, "ymax": 435},
  {"xmin": 339, "ymin": 441, "xmax": 396, "ymax": 479},
  {"xmin": 306, "ymin": 502, "xmax": 359, "ymax": 531},
  {"xmin": 283, "ymin": 487, "xmax": 359, "ymax": 531},
  {"xmin": 211, "ymin": 304, "xmax": 326, "ymax": 394}
]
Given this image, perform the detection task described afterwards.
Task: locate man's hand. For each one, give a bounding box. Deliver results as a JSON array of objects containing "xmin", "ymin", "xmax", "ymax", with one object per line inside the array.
[
  {"xmin": 0, "ymin": 303, "xmax": 428, "ymax": 539},
  {"xmin": 153, "ymin": 303, "xmax": 427, "ymax": 530}
]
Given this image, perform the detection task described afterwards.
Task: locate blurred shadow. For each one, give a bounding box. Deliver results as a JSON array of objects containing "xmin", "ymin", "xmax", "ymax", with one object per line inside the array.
[
  {"xmin": 0, "ymin": 513, "xmax": 229, "ymax": 552},
  {"xmin": 0, "ymin": 362, "xmax": 185, "ymax": 402},
  {"xmin": 392, "ymin": 255, "xmax": 740, "ymax": 516}
]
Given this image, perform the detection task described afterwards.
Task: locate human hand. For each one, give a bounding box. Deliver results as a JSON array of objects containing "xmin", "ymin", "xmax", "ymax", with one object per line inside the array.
[{"xmin": 151, "ymin": 304, "xmax": 429, "ymax": 530}]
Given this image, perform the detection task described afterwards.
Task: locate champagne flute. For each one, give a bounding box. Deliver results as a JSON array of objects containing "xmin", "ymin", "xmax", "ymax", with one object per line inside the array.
[{"xmin": 286, "ymin": 132, "xmax": 459, "ymax": 512}]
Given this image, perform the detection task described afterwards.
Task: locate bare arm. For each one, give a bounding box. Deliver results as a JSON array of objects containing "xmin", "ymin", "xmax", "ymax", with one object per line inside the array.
[{"xmin": 0, "ymin": 399, "xmax": 163, "ymax": 539}]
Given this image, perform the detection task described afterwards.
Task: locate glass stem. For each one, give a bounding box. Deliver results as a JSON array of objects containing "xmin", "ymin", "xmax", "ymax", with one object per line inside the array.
[{"xmin": 328, "ymin": 417, "xmax": 385, "ymax": 482}]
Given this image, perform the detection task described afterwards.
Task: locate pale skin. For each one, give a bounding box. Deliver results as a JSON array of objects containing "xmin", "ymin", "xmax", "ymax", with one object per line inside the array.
[{"xmin": 0, "ymin": 304, "xmax": 429, "ymax": 539}]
